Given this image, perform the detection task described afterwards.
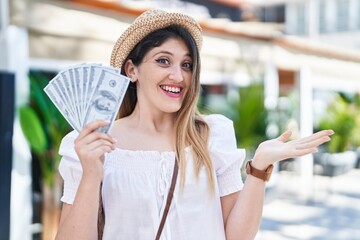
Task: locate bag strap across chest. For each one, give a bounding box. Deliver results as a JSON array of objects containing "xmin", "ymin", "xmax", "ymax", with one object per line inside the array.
[{"xmin": 155, "ymin": 158, "xmax": 179, "ymax": 240}]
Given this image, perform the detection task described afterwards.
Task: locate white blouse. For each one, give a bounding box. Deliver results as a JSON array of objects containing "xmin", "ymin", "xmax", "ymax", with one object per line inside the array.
[{"xmin": 58, "ymin": 114, "xmax": 245, "ymax": 240}]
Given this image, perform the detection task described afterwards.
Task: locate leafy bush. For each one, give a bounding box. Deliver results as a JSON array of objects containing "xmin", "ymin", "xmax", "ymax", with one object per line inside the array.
[
  {"xmin": 318, "ymin": 93, "xmax": 360, "ymax": 153},
  {"xmin": 19, "ymin": 71, "xmax": 71, "ymax": 187},
  {"xmin": 230, "ymin": 83, "xmax": 268, "ymax": 151}
]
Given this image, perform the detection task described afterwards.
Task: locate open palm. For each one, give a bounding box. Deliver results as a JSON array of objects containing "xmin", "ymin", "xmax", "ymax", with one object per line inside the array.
[{"xmin": 252, "ymin": 129, "xmax": 334, "ymax": 168}]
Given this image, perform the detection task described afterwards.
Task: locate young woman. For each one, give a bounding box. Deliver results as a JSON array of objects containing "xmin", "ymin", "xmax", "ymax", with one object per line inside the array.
[{"xmin": 55, "ymin": 9, "xmax": 334, "ymax": 240}]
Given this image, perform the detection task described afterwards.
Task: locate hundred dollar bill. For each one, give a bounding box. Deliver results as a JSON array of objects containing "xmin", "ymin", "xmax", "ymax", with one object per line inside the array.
[
  {"xmin": 68, "ymin": 68, "xmax": 83, "ymax": 127},
  {"xmin": 44, "ymin": 83, "xmax": 80, "ymax": 132},
  {"xmin": 83, "ymin": 65, "xmax": 100, "ymax": 125},
  {"xmin": 49, "ymin": 79, "xmax": 78, "ymax": 125},
  {"xmin": 75, "ymin": 63, "xmax": 103, "ymax": 121},
  {"xmin": 58, "ymin": 70, "xmax": 82, "ymax": 128},
  {"xmin": 71, "ymin": 65, "xmax": 89, "ymax": 123},
  {"xmin": 84, "ymin": 64, "xmax": 120, "ymax": 122},
  {"xmin": 82, "ymin": 69, "xmax": 130, "ymax": 133}
]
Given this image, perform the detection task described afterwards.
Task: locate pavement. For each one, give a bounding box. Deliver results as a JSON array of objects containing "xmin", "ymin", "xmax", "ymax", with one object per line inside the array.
[{"xmin": 256, "ymin": 168, "xmax": 360, "ymax": 240}]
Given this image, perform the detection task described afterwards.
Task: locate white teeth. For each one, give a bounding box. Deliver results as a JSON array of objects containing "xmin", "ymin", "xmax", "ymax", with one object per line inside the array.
[{"xmin": 161, "ymin": 86, "xmax": 181, "ymax": 93}]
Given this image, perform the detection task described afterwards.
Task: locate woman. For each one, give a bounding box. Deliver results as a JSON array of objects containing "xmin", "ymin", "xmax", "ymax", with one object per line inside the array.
[{"xmin": 55, "ymin": 9, "xmax": 333, "ymax": 240}]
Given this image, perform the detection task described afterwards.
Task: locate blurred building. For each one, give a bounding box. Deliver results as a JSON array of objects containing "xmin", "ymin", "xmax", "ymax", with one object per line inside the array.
[{"xmin": 255, "ymin": 0, "xmax": 360, "ymax": 50}]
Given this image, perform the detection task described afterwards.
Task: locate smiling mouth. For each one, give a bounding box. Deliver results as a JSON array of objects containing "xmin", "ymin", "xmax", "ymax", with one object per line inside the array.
[{"xmin": 160, "ymin": 85, "xmax": 182, "ymax": 93}]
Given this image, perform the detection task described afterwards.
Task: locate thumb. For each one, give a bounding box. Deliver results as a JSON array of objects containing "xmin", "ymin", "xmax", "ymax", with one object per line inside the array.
[{"xmin": 278, "ymin": 130, "xmax": 292, "ymax": 142}]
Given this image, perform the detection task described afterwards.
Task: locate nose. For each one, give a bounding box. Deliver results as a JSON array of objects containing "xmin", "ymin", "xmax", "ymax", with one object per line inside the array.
[{"xmin": 169, "ymin": 65, "xmax": 184, "ymax": 82}]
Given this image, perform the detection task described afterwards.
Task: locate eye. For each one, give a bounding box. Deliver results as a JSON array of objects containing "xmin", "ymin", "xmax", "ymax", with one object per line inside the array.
[
  {"xmin": 155, "ymin": 58, "xmax": 170, "ymax": 65},
  {"xmin": 182, "ymin": 62, "xmax": 193, "ymax": 71}
]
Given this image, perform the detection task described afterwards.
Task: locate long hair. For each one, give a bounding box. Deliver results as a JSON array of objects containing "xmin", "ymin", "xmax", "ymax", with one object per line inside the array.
[
  {"xmin": 119, "ymin": 25, "xmax": 215, "ymax": 192},
  {"xmin": 98, "ymin": 25, "xmax": 215, "ymax": 239}
]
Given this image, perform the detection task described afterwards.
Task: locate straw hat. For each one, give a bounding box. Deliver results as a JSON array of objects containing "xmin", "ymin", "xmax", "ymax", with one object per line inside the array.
[{"xmin": 110, "ymin": 9, "xmax": 203, "ymax": 69}]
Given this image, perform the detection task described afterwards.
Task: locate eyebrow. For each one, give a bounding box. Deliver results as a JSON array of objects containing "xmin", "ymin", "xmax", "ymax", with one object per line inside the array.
[{"xmin": 152, "ymin": 50, "xmax": 191, "ymax": 58}]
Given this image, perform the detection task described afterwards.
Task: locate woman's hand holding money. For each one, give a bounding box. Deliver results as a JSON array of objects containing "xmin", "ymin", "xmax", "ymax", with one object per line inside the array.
[{"xmin": 75, "ymin": 120, "xmax": 117, "ymax": 183}]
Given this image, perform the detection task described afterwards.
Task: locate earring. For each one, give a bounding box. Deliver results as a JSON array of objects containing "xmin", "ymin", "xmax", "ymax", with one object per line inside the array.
[{"xmin": 129, "ymin": 75, "xmax": 137, "ymax": 83}]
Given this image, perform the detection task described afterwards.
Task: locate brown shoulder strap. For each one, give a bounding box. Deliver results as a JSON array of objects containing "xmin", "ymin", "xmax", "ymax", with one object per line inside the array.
[
  {"xmin": 155, "ymin": 159, "xmax": 179, "ymax": 240},
  {"xmin": 98, "ymin": 181, "xmax": 105, "ymax": 240}
]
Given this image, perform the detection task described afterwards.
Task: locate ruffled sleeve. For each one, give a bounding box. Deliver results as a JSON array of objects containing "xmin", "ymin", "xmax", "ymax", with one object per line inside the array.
[
  {"xmin": 58, "ymin": 130, "xmax": 82, "ymax": 204},
  {"xmin": 205, "ymin": 114, "xmax": 246, "ymax": 197}
]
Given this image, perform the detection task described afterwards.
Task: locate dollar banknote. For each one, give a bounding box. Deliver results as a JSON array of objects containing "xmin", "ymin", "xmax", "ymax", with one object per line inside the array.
[
  {"xmin": 83, "ymin": 69, "xmax": 128, "ymax": 133},
  {"xmin": 44, "ymin": 63, "xmax": 130, "ymax": 134}
]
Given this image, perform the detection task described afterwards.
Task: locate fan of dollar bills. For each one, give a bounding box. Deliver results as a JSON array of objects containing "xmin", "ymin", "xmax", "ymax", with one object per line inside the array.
[{"xmin": 44, "ymin": 63, "xmax": 130, "ymax": 134}]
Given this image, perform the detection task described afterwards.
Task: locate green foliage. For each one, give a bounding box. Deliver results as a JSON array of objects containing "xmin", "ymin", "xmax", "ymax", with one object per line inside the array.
[
  {"xmin": 198, "ymin": 83, "xmax": 269, "ymax": 154},
  {"xmin": 229, "ymin": 83, "xmax": 268, "ymax": 152},
  {"xmin": 19, "ymin": 106, "xmax": 47, "ymax": 153},
  {"xmin": 318, "ymin": 93, "xmax": 360, "ymax": 153},
  {"xmin": 19, "ymin": 71, "xmax": 71, "ymax": 187}
]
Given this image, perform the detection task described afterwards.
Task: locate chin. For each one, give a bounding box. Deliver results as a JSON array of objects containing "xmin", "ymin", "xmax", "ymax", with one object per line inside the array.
[{"xmin": 161, "ymin": 104, "xmax": 182, "ymax": 114}]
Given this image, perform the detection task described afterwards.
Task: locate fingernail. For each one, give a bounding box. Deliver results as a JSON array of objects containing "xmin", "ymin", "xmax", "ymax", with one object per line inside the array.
[{"xmin": 112, "ymin": 138, "xmax": 117, "ymax": 143}]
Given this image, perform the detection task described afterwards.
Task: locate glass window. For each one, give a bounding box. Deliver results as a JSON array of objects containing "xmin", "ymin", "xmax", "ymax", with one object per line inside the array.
[
  {"xmin": 260, "ymin": 5, "xmax": 285, "ymax": 23},
  {"xmin": 337, "ymin": 0, "xmax": 349, "ymax": 31},
  {"xmin": 319, "ymin": 0, "xmax": 327, "ymax": 33},
  {"xmin": 296, "ymin": 3, "xmax": 306, "ymax": 35},
  {"xmin": 358, "ymin": 1, "xmax": 360, "ymax": 29}
]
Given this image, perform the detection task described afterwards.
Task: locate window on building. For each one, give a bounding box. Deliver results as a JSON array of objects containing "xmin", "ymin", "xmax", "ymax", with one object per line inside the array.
[
  {"xmin": 319, "ymin": 0, "xmax": 327, "ymax": 33},
  {"xmin": 336, "ymin": 0, "xmax": 349, "ymax": 31},
  {"xmin": 296, "ymin": 3, "xmax": 307, "ymax": 35},
  {"xmin": 358, "ymin": 0, "xmax": 360, "ymax": 29},
  {"xmin": 260, "ymin": 5, "xmax": 285, "ymax": 23}
]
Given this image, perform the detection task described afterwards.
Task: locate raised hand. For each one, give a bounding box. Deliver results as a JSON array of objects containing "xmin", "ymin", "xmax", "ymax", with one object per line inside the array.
[
  {"xmin": 74, "ymin": 120, "xmax": 117, "ymax": 182},
  {"xmin": 252, "ymin": 129, "xmax": 334, "ymax": 169}
]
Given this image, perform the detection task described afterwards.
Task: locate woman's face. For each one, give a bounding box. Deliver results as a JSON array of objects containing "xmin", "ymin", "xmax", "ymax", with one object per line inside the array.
[{"xmin": 132, "ymin": 38, "xmax": 193, "ymax": 114}]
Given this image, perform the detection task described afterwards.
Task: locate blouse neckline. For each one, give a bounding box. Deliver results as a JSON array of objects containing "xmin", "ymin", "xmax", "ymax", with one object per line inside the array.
[{"xmin": 113, "ymin": 146, "xmax": 191, "ymax": 154}]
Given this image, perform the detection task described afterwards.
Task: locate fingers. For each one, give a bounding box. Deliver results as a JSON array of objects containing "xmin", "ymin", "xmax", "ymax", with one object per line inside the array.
[
  {"xmin": 80, "ymin": 130, "xmax": 117, "ymax": 146},
  {"xmin": 77, "ymin": 120, "xmax": 111, "ymax": 141},
  {"xmin": 74, "ymin": 120, "xmax": 117, "ymax": 161},
  {"xmin": 255, "ymin": 129, "xmax": 335, "ymax": 163},
  {"xmin": 297, "ymin": 129, "xmax": 334, "ymax": 144},
  {"xmin": 290, "ymin": 129, "xmax": 333, "ymax": 149},
  {"xmin": 79, "ymin": 144, "xmax": 114, "ymax": 162},
  {"xmin": 75, "ymin": 138, "xmax": 115, "ymax": 159},
  {"xmin": 292, "ymin": 147, "xmax": 318, "ymax": 158},
  {"xmin": 277, "ymin": 130, "xmax": 292, "ymax": 142},
  {"xmin": 75, "ymin": 120, "xmax": 117, "ymax": 146},
  {"xmin": 85, "ymin": 138, "xmax": 116, "ymax": 152},
  {"xmin": 295, "ymin": 135, "xmax": 331, "ymax": 150}
]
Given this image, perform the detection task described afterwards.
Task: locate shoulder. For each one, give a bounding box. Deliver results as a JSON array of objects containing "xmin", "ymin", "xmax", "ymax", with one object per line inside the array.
[
  {"xmin": 203, "ymin": 114, "xmax": 240, "ymax": 151},
  {"xmin": 203, "ymin": 114, "xmax": 235, "ymax": 137},
  {"xmin": 60, "ymin": 130, "xmax": 79, "ymax": 147},
  {"xmin": 59, "ymin": 130, "xmax": 79, "ymax": 159},
  {"xmin": 203, "ymin": 114, "xmax": 234, "ymax": 128}
]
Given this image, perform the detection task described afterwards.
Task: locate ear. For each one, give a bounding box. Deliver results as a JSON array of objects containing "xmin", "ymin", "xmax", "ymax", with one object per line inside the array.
[{"xmin": 123, "ymin": 59, "xmax": 138, "ymax": 83}]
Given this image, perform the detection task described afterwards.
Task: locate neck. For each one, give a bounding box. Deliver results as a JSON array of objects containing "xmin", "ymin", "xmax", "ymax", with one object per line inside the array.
[{"xmin": 128, "ymin": 104, "xmax": 176, "ymax": 134}]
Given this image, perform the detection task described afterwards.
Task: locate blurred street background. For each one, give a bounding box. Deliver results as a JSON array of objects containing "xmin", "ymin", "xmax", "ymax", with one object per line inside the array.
[
  {"xmin": 258, "ymin": 169, "xmax": 360, "ymax": 240},
  {"xmin": 1, "ymin": 0, "xmax": 360, "ymax": 240}
]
